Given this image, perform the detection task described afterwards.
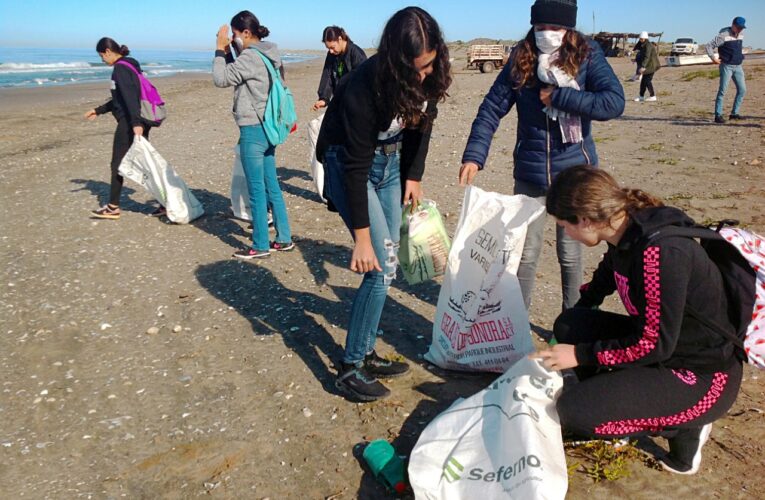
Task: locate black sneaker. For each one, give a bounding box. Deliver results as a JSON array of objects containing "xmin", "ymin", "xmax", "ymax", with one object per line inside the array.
[
  {"xmin": 660, "ymin": 423, "xmax": 712, "ymax": 475},
  {"xmin": 269, "ymin": 241, "xmax": 295, "ymax": 252},
  {"xmin": 364, "ymin": 350, "xmax": 410, "ymax": 378},
  {"xmin": 232, "ymin": 248, "xmax": 270, "ymax": 260},
  {"xmin": 335, "ymin": 363, "xmax": 390, "ymax": 402},
  {"xmin": 729, "ymin": 113, "xmax": 743, "ymax": 120},
  {"xmin": 714, "ymin": 114, "xmax": 726, "ymax": 124}
]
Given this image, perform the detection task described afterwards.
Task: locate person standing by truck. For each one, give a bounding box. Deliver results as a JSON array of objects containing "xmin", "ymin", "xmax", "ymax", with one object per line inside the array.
[
  {"xmin": 459, "ymin": 0, "xmax": 625, "ymax": 313},
  {"xmin": 706, "ymin": 16, "xmax": 747, "ymax": 124},
  {"xmin": 633, "ymin": 31, "xmax": 660, "ymax": 102}
]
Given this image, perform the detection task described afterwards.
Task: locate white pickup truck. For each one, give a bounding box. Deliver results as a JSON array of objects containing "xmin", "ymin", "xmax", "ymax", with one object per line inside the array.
[{"xmin": 670, "ymin": 38, "xmax": 699, "ymax": 55}]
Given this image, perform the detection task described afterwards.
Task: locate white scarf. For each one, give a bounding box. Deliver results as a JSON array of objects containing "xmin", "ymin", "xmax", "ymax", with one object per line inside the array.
[{"xmin": 537, "ymin": 52, "xmax": 583, "ymax": 144}]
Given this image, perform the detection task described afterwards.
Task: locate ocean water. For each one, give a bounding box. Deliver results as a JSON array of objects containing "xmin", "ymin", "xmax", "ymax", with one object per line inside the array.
[{"xmin": 0, "ymin": 47, "xmax": 317, "ymax": 88}]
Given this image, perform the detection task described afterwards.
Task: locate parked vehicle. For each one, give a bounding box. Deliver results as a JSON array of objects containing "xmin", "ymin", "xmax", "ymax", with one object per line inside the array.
[
  {"xmin": 467, "ymin": 44, "xmax": 511, "ymax": 73},
  {"xmin": 671, "ymin": 38, "xmax": 698, "ymax": 56}
]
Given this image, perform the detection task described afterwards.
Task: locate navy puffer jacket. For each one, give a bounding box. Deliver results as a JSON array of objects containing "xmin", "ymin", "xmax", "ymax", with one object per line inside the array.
[{"xmin": 462, "ymin": 40, "xmax": 624, "ymax": 189}]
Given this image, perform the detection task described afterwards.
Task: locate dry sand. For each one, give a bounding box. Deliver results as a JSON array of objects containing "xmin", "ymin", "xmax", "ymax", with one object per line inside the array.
[{"xmin": 1, "ymin": 52, "xmax": 764, "ymax": 499}]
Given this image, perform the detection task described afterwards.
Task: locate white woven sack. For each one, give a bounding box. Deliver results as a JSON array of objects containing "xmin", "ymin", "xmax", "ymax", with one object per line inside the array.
[
  {"xmin": 409, "ymin": 357, "xmax": 568, "ymax": 500},
  {"xmin": 307, "ymin": 113, "xmax": 326, "ymax": 202},
  {"xmin": 117, "ymin": 136, "xmax": 203, "ymax": 224},
  {"xmin": 426, "ymin": 186, "xmax": 545, "ymax": 372},
  {"xmin": 230, "ymin": 144, "xmax": 251, "ymax": 221}
]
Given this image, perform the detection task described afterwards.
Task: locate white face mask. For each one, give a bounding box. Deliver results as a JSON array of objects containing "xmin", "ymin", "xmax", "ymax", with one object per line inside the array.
[
  {"xmin": 233, "ymin": 37, "xmax": 244, "ymax": 52},
  {"xmin": 534, "ymin": 30, "xmax": 565, "ymax": 54}
]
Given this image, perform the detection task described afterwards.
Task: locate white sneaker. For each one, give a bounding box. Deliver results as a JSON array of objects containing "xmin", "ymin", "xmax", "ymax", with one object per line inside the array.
[
  {"xmin": 633, "ymin": 96, "xmax": 644, "ymax": 102},
  {"xmin": 646, "ymin": 96, "xmax": 657, "ymax": 102}
]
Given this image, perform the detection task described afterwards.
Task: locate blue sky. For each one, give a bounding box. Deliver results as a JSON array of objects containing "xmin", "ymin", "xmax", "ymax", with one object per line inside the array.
[{"xmin": 1, "ymin": 0, "xmax": 762, "ymax": 51}]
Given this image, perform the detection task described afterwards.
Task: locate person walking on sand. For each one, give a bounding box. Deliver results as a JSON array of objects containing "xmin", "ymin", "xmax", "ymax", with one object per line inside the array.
[
  {"xmin": 706, "ymin": 16, "xmax": 747, "ymax": 124},
  {"xmin": 316, "ymin": 7, "xmax": 451, "ymax": 401},
  {"xmin": 632, "ymin": 31, "xmax": 660, "ymax": 102},
  {"xmin": 308, "ymin": 26, "xmax": 367, "ymax": 202},
  {"xmin": 213, "ymin": 10, "xmax": 294, "ymax": 259},
  {"xmin": 460, "ymin": 0, "xmax": 625, "ymax": 312},
  {"xmin": 84, "ymin": 38, "xmax": 162, "ymax": 220},
  {"xmin": 537, "ymin": 165, "xmax": 743, "ymax": 475}
]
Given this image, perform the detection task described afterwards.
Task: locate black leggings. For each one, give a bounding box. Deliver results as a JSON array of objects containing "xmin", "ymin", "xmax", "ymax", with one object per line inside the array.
[
  {"xmin": 109, "ymin": 119, "xmax": 150, "ymax": 206},
  {"xmin": 639, "ymin": 72, "xmax": 655, "ymax": 98},
  {"xmin": 553, "ymin": 308, "xmax": 742, "ymax": 438}
]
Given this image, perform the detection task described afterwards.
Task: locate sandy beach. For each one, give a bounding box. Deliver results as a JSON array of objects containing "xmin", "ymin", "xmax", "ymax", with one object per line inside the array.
[{"xmin": 1, "ymin": 51, "xmax": 764, "ymax": 498}]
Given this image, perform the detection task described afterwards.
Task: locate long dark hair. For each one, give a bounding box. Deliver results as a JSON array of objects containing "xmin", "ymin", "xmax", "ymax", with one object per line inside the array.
[
  {"xmin": 322, "ymin": 26, "xmax": 352, "ymax": 44},
  {"xmin": 510, "ymin": 28, "xmax": 590, "ymax": 88},
  {"xmin": 547, "ymin": 166, "xmax": 664, "ymax": 224},
  {"xmin": 231, "ymin": 10, "xmax": 270, "ymax": 39},
  {"xmin": 96, "ymin": 37, "xmax": 129, "ymax": 56},
  {"xmin": 375, "ymin": 7, "xmax": 451, "ymax": 130}
]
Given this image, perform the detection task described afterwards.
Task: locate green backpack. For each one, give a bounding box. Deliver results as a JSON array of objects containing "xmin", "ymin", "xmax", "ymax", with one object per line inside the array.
[{"xmin": 250, "ymin": 48, "xmax": 298, "ymax": 146}]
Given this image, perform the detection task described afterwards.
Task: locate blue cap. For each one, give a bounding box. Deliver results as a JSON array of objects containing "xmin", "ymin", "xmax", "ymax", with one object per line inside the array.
[{"xmin": 733, "ymin": 16, "xmax": 746, "ymax": 29}]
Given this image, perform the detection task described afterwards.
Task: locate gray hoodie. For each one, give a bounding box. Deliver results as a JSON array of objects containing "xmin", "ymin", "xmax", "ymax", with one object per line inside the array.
[{"xmin": 213, "ymin": 41, "xmax": 283, "ymax": 127}]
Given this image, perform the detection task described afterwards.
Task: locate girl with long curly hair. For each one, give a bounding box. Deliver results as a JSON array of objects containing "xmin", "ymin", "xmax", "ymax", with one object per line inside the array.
[
  {"xmin": 460, "ymin": 0, "xmax": 625, "ymax": 313},
  {"xmin": 316, "ymin": 6, "xmax": 451, "ymax": 401}
]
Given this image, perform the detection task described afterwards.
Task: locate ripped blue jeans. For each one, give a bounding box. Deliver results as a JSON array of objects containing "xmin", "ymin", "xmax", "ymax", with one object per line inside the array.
[{"xmin": 323, "ymin": 146, "xmax": 402, "ymax": 365}]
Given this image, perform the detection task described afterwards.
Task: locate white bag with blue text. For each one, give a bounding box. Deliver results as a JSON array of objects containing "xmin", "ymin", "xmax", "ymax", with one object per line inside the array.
[
  {"xmin": 426, "ymin": 186, "xmax": 545, "ymax": 373},
  {"xmin": 230, "ymin": 144, "xmax": 251, "ymax": 221},
  {"xmin": 408, "ymin": 357, "xmax": 568, "ymax": 500}
]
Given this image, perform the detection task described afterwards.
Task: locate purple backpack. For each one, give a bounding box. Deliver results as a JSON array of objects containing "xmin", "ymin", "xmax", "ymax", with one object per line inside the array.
[{"xmin": 115, "ymin": 60, "xmax": 167, "ymax": 126}]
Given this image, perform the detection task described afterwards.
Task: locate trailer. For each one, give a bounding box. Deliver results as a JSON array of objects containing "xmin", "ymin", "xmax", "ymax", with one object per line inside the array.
[{"xmin": 467, "ymin": 44, "xmax": 511, "ymax": 73}]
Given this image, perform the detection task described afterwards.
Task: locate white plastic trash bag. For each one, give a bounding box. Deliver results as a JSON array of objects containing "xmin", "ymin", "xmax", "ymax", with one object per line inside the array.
[
  {"xmin": 307, "ymin": 113, "xmax": 326, "ymax": 202},
  {"xmin": 426, "ymin": 186, "xmax": 545, "ymax": 373},
  {"xmin": 117, "ymin": 136, "xmax": 204, "ymax": 224},
  {"xmin": 408, "ymin": 357, "xmax": 568, "ymax": 500},
  {"xmin": 231, "ymin": 144, "xmax": 251, "ymax": 221}
]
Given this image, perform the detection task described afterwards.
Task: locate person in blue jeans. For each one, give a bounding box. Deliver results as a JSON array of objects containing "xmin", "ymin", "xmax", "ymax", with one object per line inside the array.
[
  {"xmin": 460, "ymin": 0, "xmax": 624, "ymax": 312},
  {"xmin": 316, "ymin": 7, "xmax": 452, "ymax": 401},
  {"xmin": 705, "ymin": 16, "xmax": 747, "ymax": 124},
  {"xmin": 213, "ymin": 10, "xmax": 294, "ymax": 259}
]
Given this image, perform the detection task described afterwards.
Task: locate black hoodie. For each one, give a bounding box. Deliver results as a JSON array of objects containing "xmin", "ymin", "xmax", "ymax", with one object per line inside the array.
[
  {"xmin": 94, "ymin": 56, "xmax": 143, "ymax": 128},
  {"xmin": 575, "ymin": 206, "xmax": 738, "ymax": 372}
]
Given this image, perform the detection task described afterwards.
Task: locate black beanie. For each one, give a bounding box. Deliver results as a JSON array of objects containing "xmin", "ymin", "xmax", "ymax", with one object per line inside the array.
[{"xmin": 530, "ymin": 0, "xmax": 578, "ymax": 29}]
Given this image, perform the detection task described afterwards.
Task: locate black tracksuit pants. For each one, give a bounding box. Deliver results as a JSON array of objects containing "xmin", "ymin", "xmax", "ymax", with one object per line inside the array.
[
  {"xmin": 553, "ymin": 307, "xmax": 742, "ymax": 438},
  {"xmin": 109, "ymin": 118, "xmax": 150, "ymax": 206}
]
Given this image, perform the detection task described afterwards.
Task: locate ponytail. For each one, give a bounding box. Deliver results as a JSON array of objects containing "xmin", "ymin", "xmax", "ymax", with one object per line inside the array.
[
  {"xmin": 96, "ymin": 37, "xmax": 129, "ymax": 56},
  {"xmin": 547, "ymin": 165, "xmax": 663, "ymax": 224},
  {"xmin": 622, "ymin": 188, "xmax": 664, "ymax": 215},
  {"xmin": 231, "ymin": 10, "xmax": 269, "ymax": 39}
]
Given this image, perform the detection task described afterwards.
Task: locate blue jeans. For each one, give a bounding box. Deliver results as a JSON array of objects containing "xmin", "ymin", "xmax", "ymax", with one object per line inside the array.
[
  {"xmin": 324, "ymin": 146, "xmax": 402, "ymax": 365},
  {"xmin": 514, "ymin": 179, "xmax": 583, "ymax": 311},
  {"xmin": 715, "ymin": 64, "xmax": 746, "ymax": 116},
  {"xmin": 239, "ymin": 125, "xmax": 292, "ymax": 250}
]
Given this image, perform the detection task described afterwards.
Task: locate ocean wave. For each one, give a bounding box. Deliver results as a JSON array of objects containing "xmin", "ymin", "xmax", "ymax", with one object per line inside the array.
[{"xmin": 0, "ymin": 61, "xmax": 102, "ymax": 73}]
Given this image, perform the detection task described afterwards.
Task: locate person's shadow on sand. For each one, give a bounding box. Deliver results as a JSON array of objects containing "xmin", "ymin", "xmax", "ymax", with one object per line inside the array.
[
  {"xmin": 70, "ymin": 178, "xmax": 155, "ymax": 214},
  {"xmin": 195, "ymin": 239, "xmax": 438, "ymax": 398}
]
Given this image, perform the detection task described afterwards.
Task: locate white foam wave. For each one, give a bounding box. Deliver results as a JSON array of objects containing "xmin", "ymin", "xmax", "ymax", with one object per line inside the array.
[{"xmin": 0, "ymin": 61, "xmax": 97, "ymax": 73}]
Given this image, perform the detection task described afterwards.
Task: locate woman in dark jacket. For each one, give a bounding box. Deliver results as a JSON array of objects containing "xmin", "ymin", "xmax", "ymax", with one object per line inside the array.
[
  {"xmin": 538, "ymin": 165, "xmax": 742, "ymax": 475},
  {"xmin": 316, "ymin": 7, "xmax": 451, "ymax": 402},
  {"xmin": 309, "ymin": 26, "xmax": 367, "ymax": 202},
  {"xmin": 460, "ymin": 0, "xmax": 624, "ymax": 312},
  {"xmin": 633, "ymin": 31, "xmax": 660, "ymax": 102},
  {"xmin": 312, "ymin": 26, "xmax": 367, "ymax": 111},
  {"xmin": 84, "ymin": 37, "xmax": 153, "ymax": 219}
]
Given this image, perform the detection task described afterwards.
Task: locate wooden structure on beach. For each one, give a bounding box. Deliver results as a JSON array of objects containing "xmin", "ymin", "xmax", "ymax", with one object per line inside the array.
[{"xmin": 593, "ymin": 31, "xmax": 663, "ymax": 57}]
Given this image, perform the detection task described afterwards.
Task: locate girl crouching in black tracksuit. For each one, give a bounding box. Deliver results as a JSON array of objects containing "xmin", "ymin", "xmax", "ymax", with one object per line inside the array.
[{"xmin": 536, "ymin": 165, "xmax": 742, "ymax": 475}]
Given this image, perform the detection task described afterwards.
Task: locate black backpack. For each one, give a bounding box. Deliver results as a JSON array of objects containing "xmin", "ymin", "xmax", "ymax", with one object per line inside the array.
[{"xmin": 648, "ymin": 220, "xmax": 763, "ymax": 367}]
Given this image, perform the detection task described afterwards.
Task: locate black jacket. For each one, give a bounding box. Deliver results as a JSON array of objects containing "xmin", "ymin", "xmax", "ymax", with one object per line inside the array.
[
  {"xmin": 575, "ymin": 206, "xmax": 738, "ymax": 372},
  {"xmin": 316, "ymin": 55, "xmax": 438, "ymax": 229},
  {"xmin": 94, "ymin": 56, "xmax": 143, "ymax": 127},
  {"xmin": 316, "ymin": 41, "xmax": 367, "ymax": 102}
]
